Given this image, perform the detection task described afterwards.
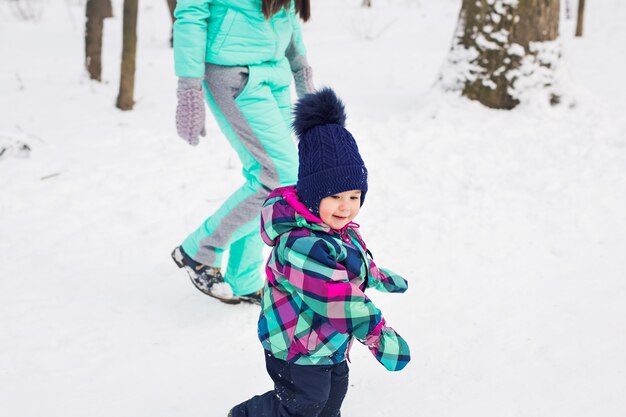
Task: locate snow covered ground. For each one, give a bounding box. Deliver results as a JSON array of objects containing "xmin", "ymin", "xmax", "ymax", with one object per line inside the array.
[{"xmin": 1, "ymin": 0, "xmax": 625, "ymax": 416}]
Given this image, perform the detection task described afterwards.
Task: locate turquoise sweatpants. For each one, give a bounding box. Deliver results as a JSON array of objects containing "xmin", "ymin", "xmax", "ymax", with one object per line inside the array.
[{"xmin": 181, "ymin": 60, "xmax": 298, "ymax": 296}]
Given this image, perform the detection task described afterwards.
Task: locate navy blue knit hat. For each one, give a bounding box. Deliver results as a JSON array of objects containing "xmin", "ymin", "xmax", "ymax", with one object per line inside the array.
[{"xmin": 293, "ymin": 88, "xmax": 368, "ymax": 216}]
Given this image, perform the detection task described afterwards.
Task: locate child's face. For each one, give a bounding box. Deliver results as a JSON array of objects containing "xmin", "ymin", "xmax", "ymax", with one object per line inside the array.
[{"xmin": 319, "ymin": 190, "xmax": 362, "ymax": 230}]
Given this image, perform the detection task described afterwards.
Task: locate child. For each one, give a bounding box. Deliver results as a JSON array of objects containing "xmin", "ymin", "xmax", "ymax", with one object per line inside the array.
[{"xmin": 229, "ymin": 88, "xmax": 411, "ymax": 416}]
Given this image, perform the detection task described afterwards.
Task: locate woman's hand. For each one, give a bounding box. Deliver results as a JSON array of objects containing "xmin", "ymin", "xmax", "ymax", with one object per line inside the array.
[
  {"xmin": 176, "ymin": 78, "xmax": 206, "ymax": 146},
  {"xmin": 293, "ymin": 66, "xmax": 315, "ymax": 99}
]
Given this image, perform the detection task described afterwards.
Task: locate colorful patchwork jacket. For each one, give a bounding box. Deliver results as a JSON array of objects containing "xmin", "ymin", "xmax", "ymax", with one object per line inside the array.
[{"xmin": 258, "ymin": 186, "xmax": 411, "ymax": 371}]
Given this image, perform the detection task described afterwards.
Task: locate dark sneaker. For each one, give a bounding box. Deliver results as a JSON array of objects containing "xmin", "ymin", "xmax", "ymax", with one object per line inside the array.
[
  {"xmin": 236, "ymin": 289, "xmax": 263, "ymax": 306},
  {"xmin": 171, "ymin": 246, "xmax": 239, "ymax": 303}
]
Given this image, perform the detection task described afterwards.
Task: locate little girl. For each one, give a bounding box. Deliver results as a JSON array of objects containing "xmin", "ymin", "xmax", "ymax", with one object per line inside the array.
[{"xmin": 229, "ymin": 88, "xmax": 411, "ymax": 417}]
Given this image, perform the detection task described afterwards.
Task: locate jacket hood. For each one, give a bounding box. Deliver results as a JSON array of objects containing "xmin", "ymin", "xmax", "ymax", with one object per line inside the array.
[{"xmin": 260, "ymin": 186, "xmax": 330, "ymax": 247}]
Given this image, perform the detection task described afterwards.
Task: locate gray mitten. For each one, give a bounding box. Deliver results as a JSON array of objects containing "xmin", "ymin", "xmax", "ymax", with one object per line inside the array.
[
  {"xmin": 176, "ymin": 78, "xmax": 206, "ymax": 146},
  {"xmin": 293, "ymin": 66, "xmax": 315, "ymax": 99}
]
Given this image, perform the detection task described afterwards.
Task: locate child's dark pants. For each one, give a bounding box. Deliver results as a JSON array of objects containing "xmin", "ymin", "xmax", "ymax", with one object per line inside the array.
[{"xmin": 230, "ymin": 352, "xmax": 349, "ymax": 417}]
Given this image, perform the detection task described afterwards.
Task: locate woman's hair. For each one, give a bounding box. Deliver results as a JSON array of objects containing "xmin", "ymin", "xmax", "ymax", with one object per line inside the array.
[{"xmin": 262, "ymin": 0, "xmax": 310, "ymax": 22}]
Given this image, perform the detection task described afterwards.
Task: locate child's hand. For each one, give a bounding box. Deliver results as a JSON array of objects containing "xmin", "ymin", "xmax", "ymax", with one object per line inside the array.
[
  {"xmin": 366, "ymin": 260, "xmax": 408, "ymax": 293},
  {"xmin": 364, "ymin": 320, "xmax": 411, "ymax": 371}
]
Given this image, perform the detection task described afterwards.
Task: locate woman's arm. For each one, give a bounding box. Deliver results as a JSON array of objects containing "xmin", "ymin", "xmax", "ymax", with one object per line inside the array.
[
  {"xmin": 173, "ymin": 0, "xmax": 211, "ymax": 78},
  {"xmin": 286, "ymin": 10, "xmax": 314, "ymax": 97}
]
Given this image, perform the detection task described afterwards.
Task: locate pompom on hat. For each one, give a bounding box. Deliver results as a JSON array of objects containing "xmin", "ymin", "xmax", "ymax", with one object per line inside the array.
[{"xmin": 293, "ymin": 88, "xmax": 368, "ymax": 216}]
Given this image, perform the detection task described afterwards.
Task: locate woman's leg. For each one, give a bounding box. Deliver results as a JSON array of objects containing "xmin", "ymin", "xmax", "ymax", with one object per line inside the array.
[{"xmin": 180, "ymin": 62, "xmax": 297, "ymax": 296}]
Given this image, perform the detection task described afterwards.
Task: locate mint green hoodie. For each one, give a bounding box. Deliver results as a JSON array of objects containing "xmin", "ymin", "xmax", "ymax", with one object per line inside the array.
[{"xmin": 173, "ymin": 0, "xmax": 307, "ymax": 78}]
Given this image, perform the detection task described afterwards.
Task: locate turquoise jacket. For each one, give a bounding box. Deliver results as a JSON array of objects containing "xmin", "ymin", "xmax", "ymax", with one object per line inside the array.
[{"xmin": 173, "ymin": 0, "xmax": 308, "ymax": 78}]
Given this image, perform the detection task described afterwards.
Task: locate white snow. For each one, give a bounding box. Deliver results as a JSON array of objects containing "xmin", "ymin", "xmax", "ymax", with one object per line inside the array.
[
  {"xmin": 506, "ymin": 40, "xmax": 565, "ymax": 105},
  {"xmin": 1, "ymin": 0, "xmax": 626, "ymax": 416},
  {"xmin": 475, "ymin": 32, "xmax": 500, "ymax": 50},
  {"xmin": 489, "ymin": 28, "xmax": 509, "ymax": 44},
  {"xmin": 508, "ymin": 42, "xmax": 526, "ymax": 56}
]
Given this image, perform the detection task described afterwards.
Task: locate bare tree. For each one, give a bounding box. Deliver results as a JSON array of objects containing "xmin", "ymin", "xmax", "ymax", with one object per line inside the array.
[
  {"xmin": 85, "ymin": 0, "xmax": 113, "ymax": 81},
  {"xmin": 8, "ymin": 0, "xmax": 44, "ymax": 21},
  {"xmin": 116, "ymin": 0, "xmax": 138, "ymax": 110},
  {"xmin": 166, "ymin": 0, "xmax": 177, "ymax": 46},
  {"xmin": 575, "ymin": 0, "xmax": 585, "ymax": 37},
  {"xmin": 442, "ymin": 0, "xmax": 561, "ymax": 109}
]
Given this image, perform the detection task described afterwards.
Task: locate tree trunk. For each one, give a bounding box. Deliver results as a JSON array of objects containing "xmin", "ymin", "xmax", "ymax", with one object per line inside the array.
[
  {"xmin": 575, "ymin": 0, "xmax": 585, "ymax": 37},
  {"xmin": 85, "ymin": 0, "xmax": 113, "ymax": 81},
  {"xmin": 443, "ymin": 0, "xmax": 561, "ymax": 109},
  {"xmin": 116, "ymin": 0, "xmax": 138, "ymax": 111},
  {"xmin": 362, "ymin": 0, "xmax": 372, "ymax": 7},
  {"xmin": 167, "ymin": 0, "xmax": 177, "ymax": 47}
]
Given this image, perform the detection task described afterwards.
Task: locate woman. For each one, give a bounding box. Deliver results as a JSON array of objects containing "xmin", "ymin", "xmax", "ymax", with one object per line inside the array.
[{"xmin": 171, "ymin": 0, "xmax": 314, "ymax": 304}]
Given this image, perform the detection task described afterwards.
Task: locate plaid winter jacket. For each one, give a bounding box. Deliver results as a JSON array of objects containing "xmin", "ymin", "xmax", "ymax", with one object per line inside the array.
[{"xmin": 258, "ymin": 186, "xmax": 411, "ymax": 371}]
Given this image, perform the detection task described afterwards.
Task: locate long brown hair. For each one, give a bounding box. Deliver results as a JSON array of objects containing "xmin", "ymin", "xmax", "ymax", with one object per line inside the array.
[{"xmin": 262, "ymin": 0, "xmax": 310, "ymax": 22}]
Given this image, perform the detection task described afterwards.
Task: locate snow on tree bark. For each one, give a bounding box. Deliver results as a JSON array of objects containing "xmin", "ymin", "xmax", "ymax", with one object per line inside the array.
[{"xmin": 441, "ymin": 0, "xmax": 561, "ymax": 109}]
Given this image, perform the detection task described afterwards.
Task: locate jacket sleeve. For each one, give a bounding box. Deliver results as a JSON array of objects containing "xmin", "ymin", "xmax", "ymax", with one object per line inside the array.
[
  {"xmin": 285, "ymin": 8, "xmax": 309, "ymax": 73},
  {"xmin": 173, "ymin": 0, "xmax": 211, "ymax": 78},
  {"xmin": 367, "ymin": 259, "xmax": 409, "ymax": 293},
  {"xmin": 279, "ymin": 235, "xmax": 382, "ymax": 341}
]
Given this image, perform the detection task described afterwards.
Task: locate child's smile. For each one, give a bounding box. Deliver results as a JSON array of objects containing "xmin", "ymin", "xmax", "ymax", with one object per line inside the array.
[{"xmin": 318, "ymin": 190, "xmax": 362, "ymax": 230}]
